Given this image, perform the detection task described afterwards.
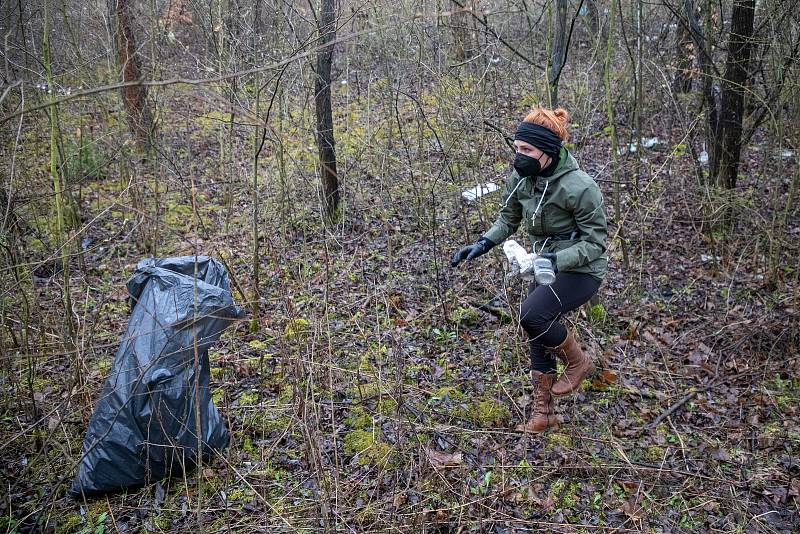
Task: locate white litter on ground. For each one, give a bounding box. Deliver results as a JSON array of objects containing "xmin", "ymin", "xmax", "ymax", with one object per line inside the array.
[
  {"xmin": 461, "ymin": 182, "xmax": 499, "ymax": 202},
  {"xmin": 617, "ymin": 137, "xmax": 659, "ymax": 155}
]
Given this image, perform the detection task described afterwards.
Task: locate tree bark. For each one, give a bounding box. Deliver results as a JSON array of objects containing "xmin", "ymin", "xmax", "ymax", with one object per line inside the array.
[
  {"xmin": 451, "ymin": 0, "xmax": 474, "ymax": 62},
  {"xmin": 682, "ymin": 0, "xmax": 721, "ymax": 183},
  {"xmin": 714, "ymin": 0, "xmax": 756, "ymax": 189},
  {"xmin": 673, "ymin": 3, "xmax": 695, "ymax": 94},
  {"xmin": 162, "ymin": 0, "xmax": 193, "ymax": 29},
  {"xmin": 315, "ymin": 0, "xmax": 339, "ymax": 222},
  {"xmin": 548, "ymin": 0, "xmax": 568, "ymax": 107},
  {"xmin": 111, "ymin": 0, "xmax": 152, "ymax": 146}
]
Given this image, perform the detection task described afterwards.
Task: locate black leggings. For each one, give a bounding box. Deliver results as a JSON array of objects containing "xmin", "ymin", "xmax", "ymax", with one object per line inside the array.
[{"xmin": 519, "ymin": 272, "xmax": 601, "ymax": 374}]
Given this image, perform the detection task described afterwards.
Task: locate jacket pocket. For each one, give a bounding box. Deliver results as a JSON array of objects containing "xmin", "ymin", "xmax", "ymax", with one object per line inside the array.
[
  {"xmin": 542, "ymin": 203, "xmax": 572, "ymax": 235},
  {"xmin": 521, "ymin": 204, "xmax": 533, "ymax": 235}
]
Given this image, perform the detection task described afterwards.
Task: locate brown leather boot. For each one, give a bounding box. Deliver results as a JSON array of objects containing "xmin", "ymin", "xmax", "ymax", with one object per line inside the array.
[
  {"xmin": 516, "ymin": 371, "xmax": 558, "ymax": 433},
  {"xmin": 550, "ymin": 333, "xmax": 594, "ymax": 396}
]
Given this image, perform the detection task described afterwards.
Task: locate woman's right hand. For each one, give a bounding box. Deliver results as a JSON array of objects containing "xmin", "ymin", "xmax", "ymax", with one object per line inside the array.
[{"xmin": 450, "ymin": 238, "xmax": 495, "ymax": 267}]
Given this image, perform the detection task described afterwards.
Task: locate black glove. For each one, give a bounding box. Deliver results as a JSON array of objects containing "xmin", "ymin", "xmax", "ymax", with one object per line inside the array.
[
  {"xmin": 450, "ymin": 237, "xmax": 496, "ymax": 267},
  {"xmin": 540, "ymin": 252, "xmax": 558, "ymax": 273}
]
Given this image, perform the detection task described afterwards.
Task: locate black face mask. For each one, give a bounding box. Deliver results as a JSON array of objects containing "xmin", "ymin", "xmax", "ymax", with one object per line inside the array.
[{"xmin": 514, "ymin": 153, "xmax": 541, "ymax": 178}]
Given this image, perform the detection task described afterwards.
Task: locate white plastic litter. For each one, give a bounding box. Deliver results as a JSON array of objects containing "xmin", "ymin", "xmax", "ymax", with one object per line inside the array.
[
  {"xmin": 699, "ymin": 150, "xmax": 709, "ymax": 165},
  {"xmin": 502, "ymin": 240, "xmax": 536, "ymax": 281},
  {"xmin": 618, "ymin": 137, "xmax": 660, "ymax": 155},
  {"xmin": 641, "ymin": 137, "xmax": 659, "ymax": 149},
  {"xmin": 461, "ymin": 182, "xmax": 499, "ymax": 202},
  {"xmin": 782, "ymin": 149, "xmax": 794, "ymax": 158}
]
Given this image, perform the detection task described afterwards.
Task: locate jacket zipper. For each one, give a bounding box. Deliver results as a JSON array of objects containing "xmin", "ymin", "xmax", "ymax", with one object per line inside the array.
[
  {"xmin": 530, "ymin": 180, "xmax": 549, "ymax": 235},
  {"xmin": 541, "ymin": 194, "xmax": 547, "ymax": 235}
]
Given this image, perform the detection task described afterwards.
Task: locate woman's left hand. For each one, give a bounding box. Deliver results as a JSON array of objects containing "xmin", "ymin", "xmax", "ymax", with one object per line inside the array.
[{"xmin": 540, "ymin": 252, "xmax": 558, "ymax": 273}]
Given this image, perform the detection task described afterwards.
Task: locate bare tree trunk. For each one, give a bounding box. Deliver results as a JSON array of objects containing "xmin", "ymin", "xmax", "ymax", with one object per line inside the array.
[
  {"xmin": 315, "ymin": 0, "xmax": 340, "ymax": 222},
  {"xmin": 715, "ymin": 0, "xmax": 756, "ymax": 189},
  {"xmin": 604, "ymin": 0, "xmax": 628, "ymax": 269},
  {"xmin": 162, "ymin": 0, "xmax": 193, "ymax": 29},
  {"xmin": 451, "ymin": 0, "xmax": 476, "ymax": 62},
  {"xmin": 633, "ymin": 0, "xmax": 643, "ymax": 193},
  {"xmin": 681, "ymin": 0, "xmax": 720, "ymax": 182},
  {"xmin": 700, "ymin": 0, "xmax": 720, "ymax": 182},
  {"xmin": 111, "ymin": 0, "xmax": 152, "ymax": 146},
  {"xmin": 673, "ymin": 4, "xmax": 694, "ymax": 94},
  {"xmin": 548, "ymin": 0, "xmax": 568, "ymax": 107}
]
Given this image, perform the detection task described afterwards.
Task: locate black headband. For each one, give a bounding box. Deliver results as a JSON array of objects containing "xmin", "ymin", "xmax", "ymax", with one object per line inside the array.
[{"xmin": 514, "ymin": 122, "xmax": 562, "ymax": 159}]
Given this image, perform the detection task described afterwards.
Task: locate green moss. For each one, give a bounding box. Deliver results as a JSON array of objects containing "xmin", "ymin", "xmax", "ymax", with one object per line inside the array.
[
  {"xmin": 588, "ymin": 303, "xmax": 607, "ymax": 324},
  {"xmin": 196, "ymin": 111, "xmax": 234, "ymax": 133},
  {"xmin": 470, "ymin": 398, "xmax": 510, "ymax": 427},
  {"xmin": 90, "ymin": 356, "xmax": 112, "ymax": 375},
  {"xmin": 226, "ymin": 486, "xmax": 256, "ymax": 504},
  {"xmin": 163, "ymin": 203, "xmax": 193, "ymax": 226},
  {"xmin": 353, "ymin": 500, "xmax": 380, "ymax": 523},
  {"xmin": 551, "ymin": 479, "xmax": 581, "ymax": 509},
  {"xmin": 376, "ymin": 397, "xmax": 398, "ymax": 416},
  {"xmin": 212, "ymin": 387, "xmax": 224, "ymax": 404},
  {"xmin": 210, "ymin": 366, "xmax": 224, "ymax": 379},
  {"xmin": 776, "ymin": 394, "xmax": 796, "ymax": 411},
  {"xmin": 346, "ymin": 406, "xmax": 374, "ymax": 430},
  {"xmin": 431, "ymin": 386, "xmax": 465, "ymax": 402},
  {"xmin": 200, "ymin": 472, "xmax": 224, "ymax": 494},
  {"xmin": 588, "ymin": 379, "xmax": 620, "ymax": 396},
  {"xmin": 509, "ymin": 458, "xmax": 533, "ymax": 480},
  {"xmin": 248, "ymin": 339, "xmax": 269, "ymax": 350},
  {"xmin": 546, "ymin": 432, "xmax": 573, "ymax": 450},
  {"xmin": 238, "ymin": 390, "xmax": 259, "ymax": 405},
  {"xmin": 277, "ymin": 383, "xmax": 293, "ymax": 403},
  {"xmin": 243, "ymin": 356, "xmax": 268, "ymax": 370},
  {"xmin": 678, "ymin": 510, "xmax": 698, "ymax": 530},
  {"xmin": 101, "ymin": 299, "xmax": 129, "ymax": 316},
  {"xmin": 343, "ymin": 428, "xmax": 395, "ymax": 467},
  {"xmin": 251, "ymin": 460, "xmax": 289, "ymax": 481},
  {"xmin": 358, "ymin": 354, "xmax": 375, "ymax": 374},
  {"xmin": 350, "ymin": 381, "xmax": 387, "ymax": 399},
  {"xmin": 452, "ymin": 306, "xmax": 479, "ymax": 326},
  {"xmin": 154, "ymin": 514, "xmax": 172, "ymax": 529},
  {"xmin": 31, "ymin": 376, "xmax": 53, "ymax": 392},
  {"xmin": 645, "ymin": 445, "xmax": 666, "ymax": 462},
  {"xmin": 591, "ymin": 489, "xmax": 604, "ymax": 511},
  {"xmin": 358, "ymin": 344, "xmax": 387, "ymax": 372},
  {"xmin": 245, "ymin": 412, "xmax": 291, "ymax": 435},
  {"xmin": 57, "ymin": 514, "xmax": 83, "ymax": 533},
  {"xmin": 242, "ymin": 436, "xmax": 255, "ymax": 453},
  {"xmin": 772, "ymin": 375, "xmax": 800, "ymax": 391},
  {"xmin": 284, "ymin": 317, "xmax": 310, "ymax": 339},
  {"xmin": 404, "ymin": 363, "xmax": 430, "ymax": 380}
]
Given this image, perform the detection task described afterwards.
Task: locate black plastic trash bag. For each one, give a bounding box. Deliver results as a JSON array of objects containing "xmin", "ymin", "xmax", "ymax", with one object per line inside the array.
[{"xmin": 69, "ymin": 256, "xmax": 244, "ymax": 497}]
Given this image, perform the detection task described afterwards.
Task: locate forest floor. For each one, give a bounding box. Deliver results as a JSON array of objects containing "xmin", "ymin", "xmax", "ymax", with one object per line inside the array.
[{"xmin": 2, "ymin": 73, "xmax": 800, "ymax": 533}]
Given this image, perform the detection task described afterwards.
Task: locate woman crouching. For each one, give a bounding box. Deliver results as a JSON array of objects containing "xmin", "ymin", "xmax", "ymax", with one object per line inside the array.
[{"xmin": 451, "ymin": 107, "xmax": 608, "ymax": 432}]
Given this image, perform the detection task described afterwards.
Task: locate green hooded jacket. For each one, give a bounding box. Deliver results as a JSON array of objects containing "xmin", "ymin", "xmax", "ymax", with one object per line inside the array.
[{"xmin": 482, "ymin": 148, "xmax": 608, "ymax": 280}]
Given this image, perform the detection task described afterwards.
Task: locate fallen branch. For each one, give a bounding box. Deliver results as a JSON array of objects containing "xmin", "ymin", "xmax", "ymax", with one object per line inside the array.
[{"xmin": 646, "ymin": 370, "xmax": 749, "ymax": 430}]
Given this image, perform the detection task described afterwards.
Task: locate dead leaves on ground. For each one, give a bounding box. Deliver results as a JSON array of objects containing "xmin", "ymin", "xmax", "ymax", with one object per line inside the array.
[{"xmin": 424, "ymin": 447, "xmax": 463, "ymax": 469}]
